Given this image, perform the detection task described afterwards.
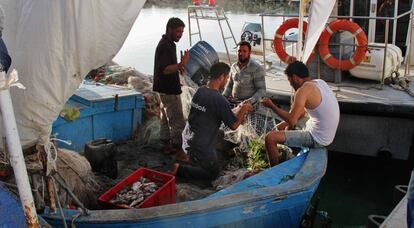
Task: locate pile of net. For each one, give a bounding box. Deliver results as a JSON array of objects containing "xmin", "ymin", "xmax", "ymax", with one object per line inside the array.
[
  {"xmin": 1, "ymin": 148, "xmax": 103, "ymax": 210},
  {"xmin": 84, "ymin": 64, "xmax": 198, "ymax": 148}
]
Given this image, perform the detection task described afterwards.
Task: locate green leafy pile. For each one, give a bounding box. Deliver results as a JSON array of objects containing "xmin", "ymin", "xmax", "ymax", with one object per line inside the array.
[{"xmin": 247, "ymin": 136, "xmax": 270, "ymax": 171}]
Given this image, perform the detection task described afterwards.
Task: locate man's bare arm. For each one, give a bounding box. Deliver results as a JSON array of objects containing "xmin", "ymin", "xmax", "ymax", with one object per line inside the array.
[
  {"xmin": 261, "ymin": 86, "xmax": 309, "ymax": 128},
  {"xmin": 223, "ymin": 74, "xmax": 234, "ymax": 97},
  {"xmin": 230, "ymin": 102, "xmax": 253, "ymax": 130},
  {"xmin": 276, "ymin": 121, "xmax": 289, "ymax": 130}
]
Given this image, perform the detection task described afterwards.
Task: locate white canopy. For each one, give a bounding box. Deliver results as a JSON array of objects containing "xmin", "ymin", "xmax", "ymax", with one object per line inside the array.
[
  {"xmin": 302, "ymin": 0, "xmax": 336, "ymax": 63},
  {"xmin": 0, "ymin": 0, "xmax": 146, "ymax": 147}
]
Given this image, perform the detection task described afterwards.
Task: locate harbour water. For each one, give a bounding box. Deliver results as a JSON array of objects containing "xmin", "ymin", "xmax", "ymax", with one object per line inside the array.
[
  {"xmin": 114, "ymin": 7, "xmax": 413, "ymax": 227},
  {"xmin": 113, "ymin": 7, "xmax": 282, "ymax": 75}
]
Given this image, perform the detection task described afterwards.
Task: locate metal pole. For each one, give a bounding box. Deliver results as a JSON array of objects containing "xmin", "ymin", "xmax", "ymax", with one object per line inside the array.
[
  {"xmin": 368, "ymin": 0, "xmax": 378, "ymax": 42},
  {"xmin": 261, "ymin": 15, "xmax": 266, "ymax": 66},
  {"xmin": 216, "ymin": 9, "xmax": 231, "ymax": 64},
  {"xmin": 188, "ymin": 7, "xmax": 192, "ymax": 46},
  {"xmin": 195, "ymin": 8, "xmax": 202, "ymax": 41},
  {"xmin": 381, "ymin": 19, "xmax": 389, "ymax": 86},
  {"xmin": 405, "ymin": 12, "xmax": 414, "ymax": 77},
  {"xmin": 297, "ymin": 0, "xmax": 305, "ymax": 61},
  {"xmin": 0, "ymin": 71, "xmax": 39, "ymax": 227},
  {"xmin": 392, "ymin": 0, "xmax": 398, "ymax": 45},
  {"xmin": 222, "ymin": 7, "xmax": 237, "ymax": 47},
  {"xmin": 350, "ymin": 0, "xmax": 354, "ymax": 22}
]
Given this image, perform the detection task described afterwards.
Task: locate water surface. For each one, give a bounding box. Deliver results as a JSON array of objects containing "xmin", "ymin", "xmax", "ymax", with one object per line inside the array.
[{"xmin": 114, "ymin": 7, "xmax": 283, "ymax": 74}]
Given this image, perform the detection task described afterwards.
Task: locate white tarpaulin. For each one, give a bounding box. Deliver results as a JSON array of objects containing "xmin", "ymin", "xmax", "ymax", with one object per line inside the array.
[
  {"xmin": 0, "ymin": 0, "xmax": 146, "ymax": 147},
  {"xmin": 302, "ymin": 0, "xmax": 336, "ymax": 63}
]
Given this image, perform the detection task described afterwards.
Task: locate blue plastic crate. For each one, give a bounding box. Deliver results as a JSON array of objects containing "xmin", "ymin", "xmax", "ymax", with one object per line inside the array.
[{"xmin": 52, "ymin": 83, "xmax": 144, "ymax": 152}]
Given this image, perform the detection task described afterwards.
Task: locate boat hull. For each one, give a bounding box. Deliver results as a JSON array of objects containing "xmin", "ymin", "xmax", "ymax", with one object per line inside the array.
[
  {"xmin": 0, "ymin": 149, "xmax": 327, "ymax": 227},
  {"xmin": 41, "ymin": 148, "xmax": 327, "ymax": 227}
]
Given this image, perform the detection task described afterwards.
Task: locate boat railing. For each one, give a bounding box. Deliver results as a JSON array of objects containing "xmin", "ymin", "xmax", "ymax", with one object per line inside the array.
[{"xmin": 259, "ymin": 8, "xmax": 414, "ymax": 86}]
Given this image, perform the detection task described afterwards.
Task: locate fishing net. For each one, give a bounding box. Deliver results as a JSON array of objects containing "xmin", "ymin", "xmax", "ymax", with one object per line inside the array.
[
  {"xmin": 222, "ymin": 103, "xmax": 279, "ymax": 149},
  {"xmin": 2, "ymin": 148, "xmax": 102, "ymax": 210}
]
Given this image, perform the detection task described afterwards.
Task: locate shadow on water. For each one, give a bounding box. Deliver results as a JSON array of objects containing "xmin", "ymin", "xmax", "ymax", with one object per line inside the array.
[{"xmin": 314, "ymin": 150, "xmax": 413, "ymax": 227}]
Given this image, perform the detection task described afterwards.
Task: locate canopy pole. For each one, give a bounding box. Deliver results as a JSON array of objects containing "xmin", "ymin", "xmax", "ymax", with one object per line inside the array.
[
  {"xmin": 0, "ymin": 71, "xmax": 39, "ymax": 227},
  {"xmin": 297, "ymin": 0, "xmax": 306, "ymax": 61}
]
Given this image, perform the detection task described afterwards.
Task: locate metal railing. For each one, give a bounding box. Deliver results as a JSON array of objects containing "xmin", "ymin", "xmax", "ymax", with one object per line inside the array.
[
  {"xmin": 188, "ymin": 5, "xmax": 237, "ymax": 64},
  {"xmin": 259, "ymin": 8, "xmax": 414, "ymax": 86}
]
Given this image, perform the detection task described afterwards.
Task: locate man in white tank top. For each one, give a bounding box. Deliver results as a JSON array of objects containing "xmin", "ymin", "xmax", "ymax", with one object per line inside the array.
[{"xmin": 261, "ymin": 61, "xmax": 340, "ymax": 166}]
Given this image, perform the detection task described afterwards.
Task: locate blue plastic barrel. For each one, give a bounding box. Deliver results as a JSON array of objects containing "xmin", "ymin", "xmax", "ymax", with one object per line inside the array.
[{"xmin": 184, "ymin": 41, "xmax": 219, "ymax": 85}]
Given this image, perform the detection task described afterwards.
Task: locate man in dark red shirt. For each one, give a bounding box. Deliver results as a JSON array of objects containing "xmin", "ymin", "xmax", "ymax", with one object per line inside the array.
[{"xmin": 153, "ymin": 17, "xmax": 189, "ymax": 160}]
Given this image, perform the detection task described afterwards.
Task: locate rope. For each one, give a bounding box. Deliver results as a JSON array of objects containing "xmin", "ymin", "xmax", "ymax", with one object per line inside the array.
[
  {"xmin": 54, "ymin": 172, "xmax": 90, "ymax": 216},
  {"xmin": 388, "ymin": 71, "xmax": 414, "ymax": 98},
  {"xmin": 51, "ymin": 177, "xmax": 68, "ymax": 228},
  {"xmin": 71, "ymin": 210, "xmax": 83, "ymax": 228}
]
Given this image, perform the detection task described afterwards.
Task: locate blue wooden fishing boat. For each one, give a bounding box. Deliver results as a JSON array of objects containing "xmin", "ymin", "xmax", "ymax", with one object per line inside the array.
[{"xmin": 1, "ymin": 148, "xmax": 327, "ymax": 227}]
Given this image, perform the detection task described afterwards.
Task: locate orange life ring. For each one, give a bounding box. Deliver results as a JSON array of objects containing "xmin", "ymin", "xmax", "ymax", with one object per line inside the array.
[
  {"xmin": 273, "ymin": 18, "xmax": 314, "ymax": 64},
  {"xmin": 318, "ymin": 20, "xmax": 368, "ymax": 70}
]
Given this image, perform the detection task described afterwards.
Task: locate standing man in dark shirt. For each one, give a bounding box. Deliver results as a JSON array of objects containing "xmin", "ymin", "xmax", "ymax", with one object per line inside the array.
[
  {"xmin": 170, "ymin": 62, "xmax": 253, "ymax": 180},
  {"xmin": 153, "ymin": 17, "xmax": 189, "ymax": 159}
]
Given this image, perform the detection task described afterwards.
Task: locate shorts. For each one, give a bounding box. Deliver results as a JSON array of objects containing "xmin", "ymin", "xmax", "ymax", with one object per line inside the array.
[{"xmin": 284, "ymin": 130, "xmax": 323, "ymax": 148}]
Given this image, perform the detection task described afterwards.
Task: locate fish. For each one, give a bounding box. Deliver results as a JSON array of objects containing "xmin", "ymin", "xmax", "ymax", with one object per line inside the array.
[{"xmin": 109, "ymin": 178, "xmax": 160, "ymax": 208}]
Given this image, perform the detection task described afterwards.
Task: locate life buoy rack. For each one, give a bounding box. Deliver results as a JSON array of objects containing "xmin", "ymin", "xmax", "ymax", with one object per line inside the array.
[
  {"xmin": 318, "ymin": 20, "xmax": 368, "ymax": 70},
  {"xmin": 273, "ymin": 18, "xmax": 314, "ymax": 64}
]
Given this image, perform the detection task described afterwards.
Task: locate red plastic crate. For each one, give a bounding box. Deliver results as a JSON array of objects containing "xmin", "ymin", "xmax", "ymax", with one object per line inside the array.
[{"xmin": 98, "ymin": 167, "xmax": 176, "ymax": 209}]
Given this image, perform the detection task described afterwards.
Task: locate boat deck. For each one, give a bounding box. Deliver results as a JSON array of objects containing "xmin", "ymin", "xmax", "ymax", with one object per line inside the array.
[
  {"xmin": 218, "ymin": 51, "xmax": 414, "ymax": 117},
  {"xmin": 266, "ymin": 63, "xmax": 414, "ymax": 107}
]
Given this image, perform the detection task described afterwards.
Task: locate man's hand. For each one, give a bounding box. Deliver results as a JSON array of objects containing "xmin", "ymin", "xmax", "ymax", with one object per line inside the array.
[
  {"xmin": 261, "ymin": 97, "xmax": 275, "ymax": 108},
  {"xmin": 179, "ymin": 50, "xmax": 189, "ymax": 75},
  {"xmin": 240, "ymin": 101, "xmax": 254, "ymax": 123},
  {"xmin": 181, "ymin": 50, "xmax": 189, "ymax": 65},
  {"xmin": 240, "ymin": 100, "xmax": 254, "ymax": 113}
]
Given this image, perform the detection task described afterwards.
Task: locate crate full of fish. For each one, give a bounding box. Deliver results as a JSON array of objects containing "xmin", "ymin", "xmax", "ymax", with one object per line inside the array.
[{"xmin": 98, "ymin": 167, "xmax": 176, "ymax": 209}]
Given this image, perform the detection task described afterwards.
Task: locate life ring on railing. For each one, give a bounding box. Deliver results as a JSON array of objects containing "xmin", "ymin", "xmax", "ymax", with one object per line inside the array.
[
  {"xmin": 273, "ymin": 18, "xmax": 314, "ymax": 64},
  {"xmin": 318, "ymin": 20, "xmax": 368, "ymax": 70}
]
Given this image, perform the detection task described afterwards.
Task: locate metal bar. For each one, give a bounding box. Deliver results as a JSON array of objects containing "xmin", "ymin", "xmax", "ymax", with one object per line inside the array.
[
  {"xmin": 215, "ymin": 9, "xmax": 231, "ymax": 64},
  {"xmin": 188, "ymin": 7, "xmax": 192, "ymax": 46},
  {"xmin": 259, "ymin": 10, "xmax": 414, "ymax": 20},
  {"xmin": 195, "ymin": 9, "xmax": 202, "ymax": 42},
  {"xmin": 262, "ymin": 37, "xmax": 391, "ymax": 49},
  {"xmin": 189, "ymin": 16, "xmax": 227, "ymax": 20},
  {"xmin": 261, "ymin": 15, "xmax": 266, "ymax": 66},
  {"xmin": 393, "ymin": 0, "xmax": 399, "ymax": 44},
  {"xmin": 381, "ymin": 19, "xmax": 390, "ymax": 87},
  {"xmin": 188, "ymin": 5, "xmax": 219, "ymax": 10},
  {"xmin": 350, "ymin": 0, "xmax": 354, "ymax": 22},
  {"xmin": 405, "ymin": 12, "xmax": 414, "ymax": 77},
  {"xmin": 368, "ymin": 0, "xmax": 377, "ymax": 43},
  {"xmin": 222, "ymin": 7, "xmax": 237, "ymax": 47},
  {"xmin": 396, "ymin": 10, "xmax": 414, "ymax": 19},
  {"xmin": 0, "ymin": 71, "xmax": 39, "ymax": 227},
  {"xmin": 297, "ymin": 0, "xmax": 305, "ymax": 61}
]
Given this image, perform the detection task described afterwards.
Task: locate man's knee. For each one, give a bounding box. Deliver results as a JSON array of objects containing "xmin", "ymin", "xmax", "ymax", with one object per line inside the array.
[{"xmin": 265, "ymin": 131, "xmax": 285, "ymax": 144}]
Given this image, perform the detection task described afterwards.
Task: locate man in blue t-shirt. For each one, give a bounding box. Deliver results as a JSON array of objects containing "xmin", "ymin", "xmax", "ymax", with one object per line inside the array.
[{"xmin": 169, "ymin": 62, "xmax": 253, "ymax": 180}]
